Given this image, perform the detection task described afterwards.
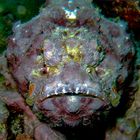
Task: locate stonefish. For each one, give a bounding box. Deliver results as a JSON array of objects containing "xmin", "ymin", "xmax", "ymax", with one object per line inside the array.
[{"xmin": 0, "ymin": 0, "xmax": 138, "ymax": 140}]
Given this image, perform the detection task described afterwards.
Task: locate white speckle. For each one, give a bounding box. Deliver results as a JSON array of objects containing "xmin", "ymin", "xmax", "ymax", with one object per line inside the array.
[
  {"xmin": 68, "ymin": 96, "xmax": 77, "ymax": 102},
  {"xmin": 55, "ymin": 90, "xmax": 58, "ymax": 95},
  {"xmin": 46, "ymin": 94, "xmax": 50, "ymax": 97},
  {"xmin": 16, "ymin": 24, "xmax": 20, "ymax": 28},
  {"xmin": 83, "ymin": 84, "xmax": 88, "ymax": 87},
  {"xmin": 44, "ymin": 51, "xmax": 53, "ymax": 60},
  {"xmin": 58, "ymin": 83, "xmax": 63, "ymax": 87},
  {"xmin": 62, "ymin": 7, "xmax": 77, "ymax": 20},
  {"xmin": 12, "ymin": 38, "xmax": 16, "ymax": 41},
  {"xmin": 68, "ymin": 0, "xmax": 73, "ymax": 4},
  {"xmin": 69, "ymin": 88, "xmax": 72, "ymax": 92},
  {"xmin": 95, "ymin": 94, "xmax": 98, "ymax": 97},
  {"xmin": 62, "ymin": 88, "xmax": 67, "ymax": 93},
  {"xmin": 117, "ymin": 44, "xmax": 121, "ymax": 48},
  {"xmin": 102, "ymin": 97, "xmax": 105, "ymax": 100},
  {"xmin": 75, "ymin": 87, "xmax": 79, "ymax": 94},
  {"xmin": 86, "ymin": 90, "xmax": 89, "ymax": 94}
]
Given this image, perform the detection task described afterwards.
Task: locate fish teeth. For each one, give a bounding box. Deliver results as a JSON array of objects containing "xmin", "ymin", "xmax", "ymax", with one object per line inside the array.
[
  {"xmin": 46, "ymin": 94, "xmax": 50, "ymax": 97},
  {"xmin": 75, "ymin": 87, "xmax": 79, "ymax": 94},
  {"xmin": 57, "ymin": 83, "xmax": 64, "ymax": 87},
  {"xmin": 86, "ymin": 90, "xmax": 90, "ymax": 95},
  {"xmin": 83, "ymin": 83, "xmax": 88, "ymax": 88},
  {"xmin": 68, "ymin": 88, "xmax": 72, "ymax": 93},
  {"xmin": 42, "ymin": 84, "xmax": 101, "ymax": 99},
  {"xmin": 55, "ymin": 89, "xmax": 59, "ymax": 95},
  {"xmin": 62, "ymin": 88, "xmax": 67, "ymax": 93}
]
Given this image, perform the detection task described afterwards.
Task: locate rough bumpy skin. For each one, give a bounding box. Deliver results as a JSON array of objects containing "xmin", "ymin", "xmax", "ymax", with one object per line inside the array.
[{"xmin": 0, "ymin": 0, "xmax": 138, "ymax": 140}]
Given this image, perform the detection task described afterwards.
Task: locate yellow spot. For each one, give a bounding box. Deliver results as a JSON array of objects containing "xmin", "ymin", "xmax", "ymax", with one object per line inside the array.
[
  {"xmin": 62, "ymin": 29, "xmax": 81, "ymax": 39},
  {"xmin": 112, "ymin": 86, "xmax": 117, "ymax": 94},
  {"xmin": 109, "ymin": 92, "xmax": 120, "ymax": 107},
  {"xmin": 65, "ymin": 45, "xmax": 83, "ymax": 62},
  {"xmin": 28, "ymin": 82, "xmax": 36, "ymax": 96},
  {"xmin": 26, "ymin": 96, "xmax": 35, "ymax": 106},
  {"xmin": 47, "ymin": 66, "xmax": 60, "ymax": 75},
  {"xmin": 86, "ymin": 67, "xmax": 91, "ymax": 73},
  {"xmin": 104, "ymin": 69, "xmax": 111, "ymax": 76},
  {"xmin": 31, "ymin": 69, "xmax": 41, "ymax": 77},
  {"xmin": 36, "ymin": 55, "xmax": 43, "ymax": 64},
  {"xmin": 86, "ymin": 65, "xmax": 95, "ymax": 74}
]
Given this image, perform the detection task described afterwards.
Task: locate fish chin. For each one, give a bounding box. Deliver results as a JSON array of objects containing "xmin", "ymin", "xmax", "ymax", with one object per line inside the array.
[{"xmin": 36, "ymin": 95, "xmax": 108, "ymax": 127}]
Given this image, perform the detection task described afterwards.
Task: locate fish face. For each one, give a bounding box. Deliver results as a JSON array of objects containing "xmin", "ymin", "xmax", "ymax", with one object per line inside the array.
[{"xmin": 6, "ymin": 0, "xmax": 135, "ymax": 127}]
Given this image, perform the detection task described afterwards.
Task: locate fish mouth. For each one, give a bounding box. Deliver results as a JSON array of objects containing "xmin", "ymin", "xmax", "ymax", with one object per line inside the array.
[
  {"xmin": 35, "ymin": 84, "xmax": 110, "ymax": 126},
  {"xmin": 39, "ymin": 84, "xmax": 107, "ymax": 102}
]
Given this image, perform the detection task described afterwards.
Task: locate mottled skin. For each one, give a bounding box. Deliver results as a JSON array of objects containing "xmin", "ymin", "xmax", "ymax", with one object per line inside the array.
[{"xmin": 0, "ymin": 0, "xmax": 139, "ymax": 140}]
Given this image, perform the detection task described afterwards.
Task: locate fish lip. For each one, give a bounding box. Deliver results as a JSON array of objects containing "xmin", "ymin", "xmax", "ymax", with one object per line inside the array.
[{"xmin": 39, "ymin": 85, "xmax": 107, "ymax": 103}]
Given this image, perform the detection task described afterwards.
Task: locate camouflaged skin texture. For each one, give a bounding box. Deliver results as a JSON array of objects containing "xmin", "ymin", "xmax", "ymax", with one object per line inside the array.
[{"xmin": 0, "ymin": 0, "xmax": 138, "ymax": 140}]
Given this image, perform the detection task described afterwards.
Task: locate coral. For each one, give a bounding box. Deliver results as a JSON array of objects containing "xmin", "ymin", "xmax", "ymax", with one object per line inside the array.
[
  {"xmin": 94, "ymin": 0, "xmax": 140, "ymax": 39},
  {"xmin": 10, "ymin": 114, "xmax": 23, "ymax": 135}
]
